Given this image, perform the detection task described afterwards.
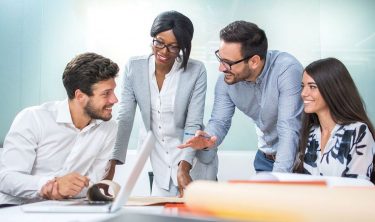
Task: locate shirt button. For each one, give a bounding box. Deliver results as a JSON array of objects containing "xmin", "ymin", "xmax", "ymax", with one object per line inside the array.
[
  {"xmin": 168, "ymin": 166, "xmax": 171, "ymax": 168},
  {"xmin": 166, "ymin": 151, "xmax": 169, "ymax": 154},
  {"xmin": 158, "ymin": 126, "xmax": 161, "ymax": 129}
]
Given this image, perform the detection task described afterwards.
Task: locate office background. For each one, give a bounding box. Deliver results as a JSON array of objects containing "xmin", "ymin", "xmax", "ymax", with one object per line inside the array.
[{"xmin": 1, "ymin": 0, "xmax": 374, "ymax": 150}]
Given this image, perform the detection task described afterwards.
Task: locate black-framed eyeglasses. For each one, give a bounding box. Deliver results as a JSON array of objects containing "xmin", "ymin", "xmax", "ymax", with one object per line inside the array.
[
  {"xmin": 152, "ymin": 39, "xmax": 180, "ymax": 54},
  {"xmin": 215, "ymin": 50, "xmax": 253, "ymax": 70}
]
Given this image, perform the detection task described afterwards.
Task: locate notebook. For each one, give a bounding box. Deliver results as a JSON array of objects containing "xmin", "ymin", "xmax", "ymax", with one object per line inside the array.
[{"xmin": 21, "ymin": 131, "xmax": 156, "ymax": 213}]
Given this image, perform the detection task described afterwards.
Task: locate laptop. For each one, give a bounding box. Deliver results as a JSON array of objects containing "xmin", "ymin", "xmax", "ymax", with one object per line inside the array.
[{"xmin": 21, "ymin": 131, "xmax": 156, "ymax": 213}]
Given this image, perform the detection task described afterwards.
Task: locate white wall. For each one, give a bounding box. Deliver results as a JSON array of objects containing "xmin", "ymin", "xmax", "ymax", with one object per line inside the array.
[{"xmin": 2, "ymin": 0, "xmax": 375, "ymax": 150}]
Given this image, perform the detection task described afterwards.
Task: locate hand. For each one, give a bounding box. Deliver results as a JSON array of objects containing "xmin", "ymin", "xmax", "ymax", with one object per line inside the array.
[
  {"xmin": 97, "ymin": 160, "xmax": 117, "ymax": 196},
  {"xmin": 178, "ymin": 130, "xmax": 217, "ymax": 150},
  {"xmin": 177, "ymin": 160, "xmax": 192, "ymax": 197},
  {"xmin": 40, "ymin": 179, "xmax": 64, "ymax": 200},
  {"xmin": 55, "ymin": 172, "xmax": 89, "ymax": 198}
]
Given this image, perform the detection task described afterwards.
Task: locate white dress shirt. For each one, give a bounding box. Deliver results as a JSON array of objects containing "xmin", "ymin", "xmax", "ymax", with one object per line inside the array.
[
  {"xmin": 0, "ymin": 99, "xmax": 117, "ymax": 205},
  {"xmin": 138, "ymin": 57, "xmax": 183, "ymax": 192}
]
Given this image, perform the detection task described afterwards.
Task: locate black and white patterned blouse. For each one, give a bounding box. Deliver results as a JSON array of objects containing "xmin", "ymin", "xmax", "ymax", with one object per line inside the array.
[{"xmin": 303, "ymin": 122, "xmax": 375, "ymax": 180}]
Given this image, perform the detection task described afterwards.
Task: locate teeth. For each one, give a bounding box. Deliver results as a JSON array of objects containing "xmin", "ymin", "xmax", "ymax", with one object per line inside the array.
[
  {"xmin": 304, "ymin": 101, "xmax": 312, "ymax": 104},
  {"xmin": 158, "ymin": 54, "xmax": 167, "ymax": 61}
]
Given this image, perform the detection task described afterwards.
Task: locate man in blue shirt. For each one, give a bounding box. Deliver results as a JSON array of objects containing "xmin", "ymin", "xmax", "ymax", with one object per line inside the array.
[{"xmin": 179, "ymin": 21, "xmax": 303, "ymax": 173}]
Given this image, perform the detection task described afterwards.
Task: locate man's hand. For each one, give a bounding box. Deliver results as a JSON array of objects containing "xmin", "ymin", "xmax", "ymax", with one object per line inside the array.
[
  {"xmin": 97, "ymin": 160, "xmax": 117, "ymax": 196},
  {"xmin": 177, "ymin": 160, "xmax": 192, "ymax": 197},
  {"xmin": 40, "ymin": 179, "xmax": 64, "ymax": 200},
  {"xmin": 55, "ymin": 172, "xmax": 89, "ymax": 197},
  {"xmin": 177, "ymin": 130, "xmax": 217, "ymax": 150}
]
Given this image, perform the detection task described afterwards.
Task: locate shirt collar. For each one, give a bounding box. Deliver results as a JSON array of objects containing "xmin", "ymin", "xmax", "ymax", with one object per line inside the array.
[
  {"xmin": 255, "ymin": 52, "xmax": 270, "ymax": 84},
  {"xmin": 56, "ymin": 99, "xmax": 73, "ymax": 124},
  {"xmin": 313, "ymin": 123, "xmax": 341, "ymax": 135},
  {"xmin": 56, "ymin": 98, "xmax": 103, "ymax": 128}
]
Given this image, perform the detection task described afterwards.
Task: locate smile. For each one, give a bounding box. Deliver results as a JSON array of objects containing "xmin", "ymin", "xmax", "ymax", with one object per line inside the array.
[
  {"xmin": 104, "ymin": 106, "xmax": 113, "ymax": 111},
  {"xmin": 157, "ymin": 53, "xmax": 169, "ymax": 62}
]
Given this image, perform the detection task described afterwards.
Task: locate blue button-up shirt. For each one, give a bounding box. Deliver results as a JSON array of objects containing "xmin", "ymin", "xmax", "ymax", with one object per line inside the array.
[{"xmin": 206, "ymin": 50, "xmax": 303, "ymax": 172}]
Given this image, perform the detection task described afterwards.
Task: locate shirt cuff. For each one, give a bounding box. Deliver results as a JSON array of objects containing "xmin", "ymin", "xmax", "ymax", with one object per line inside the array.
[
  {"xmin": 196, "ymin": 148, "xmax": 217, "ymax": 164},
  {"xmin": 181, "ymin": 148, "xmax": 196, "ymax": 165},
  {"xmin": 37, "ymin": 175, "xmax": 56, "ymax": 196},
  {"xmin": 109, "ymin": 155, "xmax": 125, "ymax": 165}
]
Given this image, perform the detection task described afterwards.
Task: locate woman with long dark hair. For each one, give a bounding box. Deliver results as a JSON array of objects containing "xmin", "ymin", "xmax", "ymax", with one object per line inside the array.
[{"xmin": 294, "ymin": 58, "xmax": 375, "ymax": 183}]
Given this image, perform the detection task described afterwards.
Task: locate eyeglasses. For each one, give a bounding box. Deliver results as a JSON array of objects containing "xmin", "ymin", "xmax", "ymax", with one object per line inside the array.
[
  {"xmin": 152, "ymin": 39, "xmax": 180, "ymax": 54},
  {"xmin": 215, "ymin": 50, "xmax": 253, "ymax": 70}
]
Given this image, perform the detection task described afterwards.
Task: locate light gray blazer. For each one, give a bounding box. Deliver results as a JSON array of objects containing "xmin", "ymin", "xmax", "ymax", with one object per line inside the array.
[{"xmin": 112, "ymin": 55, "xmax": 217, "ymax": 181}]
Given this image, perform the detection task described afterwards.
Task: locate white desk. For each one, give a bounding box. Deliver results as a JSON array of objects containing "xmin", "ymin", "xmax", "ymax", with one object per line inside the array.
[{"xmin": 0, "ymin": 205, "xmax": 223, "ymax": 222}]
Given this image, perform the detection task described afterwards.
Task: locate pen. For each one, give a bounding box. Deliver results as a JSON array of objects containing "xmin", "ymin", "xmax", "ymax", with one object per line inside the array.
[{"xmin": 184, "ymin": 132, "xmax": 211, "ymax": 139}]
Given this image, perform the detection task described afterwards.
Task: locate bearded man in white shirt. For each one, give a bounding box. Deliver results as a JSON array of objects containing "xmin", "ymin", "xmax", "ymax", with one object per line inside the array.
[{"xmin": 0, "ymin": 52, "xmax": 119, "ymax": 207}]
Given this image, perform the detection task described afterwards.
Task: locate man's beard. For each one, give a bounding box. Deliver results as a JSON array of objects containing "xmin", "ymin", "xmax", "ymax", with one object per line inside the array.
[
  {"xmin": 223, "ymin": 71, "xmax": 239, "ymax": 85},
  {"xmin": 223, "ymin": 69, "xmax": 253, "ymax": 85},
  {"xmin": 84, "ymin": 100, "xmax": 112, "ymax": 121}
]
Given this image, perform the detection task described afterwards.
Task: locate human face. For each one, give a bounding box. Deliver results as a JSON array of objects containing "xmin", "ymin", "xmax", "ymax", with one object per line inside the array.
[
  {"xmin": 84, "ymin": 78, "xmax": 118, "ymax": 121},
  {"xmin": 216, "ymin": 41, "xmax": 256, "ymax": 85},
  {"xmin": 301, "ymin": 72, "xmax": 329, "ymax": 115},
  {"xmin": 152, "ymin": 30, "xmax": 180, "ymax": 68}
]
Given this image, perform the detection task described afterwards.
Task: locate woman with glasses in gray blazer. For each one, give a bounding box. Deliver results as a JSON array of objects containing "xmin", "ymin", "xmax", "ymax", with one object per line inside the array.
[{"xmin": 103, "ymin": 11, "xmax": 218, "ymax": 197}]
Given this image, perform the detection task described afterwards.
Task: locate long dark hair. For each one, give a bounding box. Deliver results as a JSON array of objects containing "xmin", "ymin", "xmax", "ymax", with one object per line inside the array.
[
  {"xmin": 150, "ymin": 10, "xmax": 194, "ymax": 71},
  {"xmin": 293, "ymin": 58, "xmax": 375, "ymax": 182}
]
